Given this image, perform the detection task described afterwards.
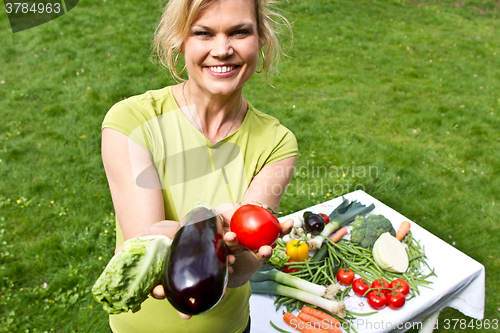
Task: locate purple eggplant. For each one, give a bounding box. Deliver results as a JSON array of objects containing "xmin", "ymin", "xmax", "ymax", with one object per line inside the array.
[{"xmin": 163, "ymin": 204, "xmax": 228, "ymax": 315}]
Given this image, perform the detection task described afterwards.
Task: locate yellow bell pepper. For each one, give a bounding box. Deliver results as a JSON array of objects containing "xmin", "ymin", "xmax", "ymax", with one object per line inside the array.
[{"xmin": 286, "ymin": 240, "xmax": 309, "ymax": 262}]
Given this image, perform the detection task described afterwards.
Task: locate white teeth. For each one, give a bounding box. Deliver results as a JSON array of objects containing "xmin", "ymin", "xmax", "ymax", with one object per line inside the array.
[{"xmin": 209, "ymin": 66, "xmax": 234, "ymax": 73}]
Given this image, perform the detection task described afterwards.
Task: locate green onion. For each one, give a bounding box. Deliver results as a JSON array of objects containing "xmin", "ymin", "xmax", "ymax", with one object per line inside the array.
[
  {"xmin": 250, "ymin": 280, "xmax": 346, "ymax": 317},
  {"xmin": 251, "ymin": 267, "xmax": 327, "ymax": 297}
]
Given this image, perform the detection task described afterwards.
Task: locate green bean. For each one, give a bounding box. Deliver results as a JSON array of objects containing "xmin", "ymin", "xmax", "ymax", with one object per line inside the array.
[
  {"xmin": 326, "ymin": 243, "xmax": 341, "ymax": 262},
  {"xmin": 270, "ymin": 321, "xmax": 292, "ymax": 333},
  {"xmin": 342, "ymin": 258, "xmax": 367, "ymax": 267},
  {"xmin": 365, "ymin": 258, "xmax": 384, "ymax": 273},
  {"xmin": 347, "ymin": 311, "xmax": 379, "ymax": 317},
  {"xmin": 286, "ymin": 262, "xmax": 322, "ymax": 269},
  {"xmin": 301, "ymin": 260, "xmax": 314, "ymax": 277},
  {"xmin": 289, "ymin": 272, "xmax": 310, "ymax": 279},
  {"xmin": 274, "ymin": 298, "xmax": 284, "ymax": 311},
  {"xmin": 293, "ymin": 300, "xmax": 301, "ymax": 312},
  {"xmin": 356, "ymin": 271, "xmax": 377, "ymax": 281},
  {"xmin": 336, "ymin": 242, "xmax": 363, "ymax": 256},
  {"xmin": 311, "ymin": 266, "xmax": 323, "ymax": 284},
  {"xmin": 340, "ymin": 285, "xmax": 352, "ymax": 299},
  {"xmin": 321, "ymin": 268, "xmax": 335, "ymax": 285}
]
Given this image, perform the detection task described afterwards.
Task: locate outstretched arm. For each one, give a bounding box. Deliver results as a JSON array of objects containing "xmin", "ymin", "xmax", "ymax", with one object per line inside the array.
[{"xmin": 102, "ymin": 128, "xmax": 179, "ymax": 242}]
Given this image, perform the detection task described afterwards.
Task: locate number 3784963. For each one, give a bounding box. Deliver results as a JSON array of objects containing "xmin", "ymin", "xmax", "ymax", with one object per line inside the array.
[
  {"xmin": 5, "ymin": 3, "xmax": 61, "ymax": 14},
  {"xmin": 441, "ymin": 319, "xmax": 498, "ymax": 330}
]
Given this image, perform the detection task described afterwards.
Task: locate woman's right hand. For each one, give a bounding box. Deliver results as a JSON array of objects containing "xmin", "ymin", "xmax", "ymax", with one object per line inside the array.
[
  {"xmin": 113, "ymin": 221, "xmax": 193, "ymax": 319},
  {"xmin": 150, "ymin": 285, "xmax": 192, "ymax": 320}
]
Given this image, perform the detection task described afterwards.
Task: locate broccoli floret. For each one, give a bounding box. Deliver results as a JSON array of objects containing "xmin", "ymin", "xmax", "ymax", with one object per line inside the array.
[
  {"xmin": 350, "ymin": 214, "xmax": 396, "ymax": 250},
  {"xmin": 268, "ymin": 243, "xmax": 290, "ymax": 269}
]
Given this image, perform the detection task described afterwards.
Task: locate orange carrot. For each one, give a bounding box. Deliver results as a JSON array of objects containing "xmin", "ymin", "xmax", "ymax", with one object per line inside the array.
[
  {"xmin": 298, "ymin": 312, "xmax": 342, "ymax": 333},
  {"xmin": 283, "ymin": 312, "xmax": 329, "ymax": 333},
  {"xmin": 396, "ymin": 221, "xmax": 411, "ymax": 241},
  {"xmin": 329, "ymin": 227, "xmax": 348, "ymax": 243},
  {"xmin": 301, "ymin": 306, "xmax": 340, "ymax": 329}
]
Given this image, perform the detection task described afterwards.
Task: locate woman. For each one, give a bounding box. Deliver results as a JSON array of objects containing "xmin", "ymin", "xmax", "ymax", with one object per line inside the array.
[{"xmin": 101, "ymin": 0, "xmax": 297, "ymax": 332}]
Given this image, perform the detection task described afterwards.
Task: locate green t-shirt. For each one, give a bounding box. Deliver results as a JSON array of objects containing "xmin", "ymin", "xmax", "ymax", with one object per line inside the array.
[{"xmin": 101, "ymin": 86, "xmax": 297, "ymax": 333}]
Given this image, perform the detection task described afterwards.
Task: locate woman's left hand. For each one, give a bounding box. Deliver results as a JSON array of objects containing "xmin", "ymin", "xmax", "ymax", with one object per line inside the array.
[
  {"xmin": 217, "ymin": 202, "xmax": 292, "ymax": 257},
  {"xmin": 216, "ymin": 202, "xmax": 293, "ymax": 287}
]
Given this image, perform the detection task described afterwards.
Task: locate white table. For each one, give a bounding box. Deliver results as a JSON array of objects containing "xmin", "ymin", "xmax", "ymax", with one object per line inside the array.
[{"xmin": 249, "ymin": 190, "xmax": 485, "ymax": 333}]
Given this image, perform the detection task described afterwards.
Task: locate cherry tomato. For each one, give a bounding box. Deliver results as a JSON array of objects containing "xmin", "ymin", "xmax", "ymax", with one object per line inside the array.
[
  {"xmin": 336, "ymin": 268, "xmax": 355, "ymax": 286},
  {"xmin": 318, "ymin": 213, "xmax": 329, "ymax": 224},
  {"xmin": 352, "ymin": 278, "xmax": 371, "ymax": 297},
  {"xmin": 367, "ymin": 290, "xmax": 387, "ymax": 310},
  {"xmin": 387, "ymin": 291, "xmax": 406, "ymax": 310},
  {"xmin": 389, "ymin": 278, "xmax": 410, "ymax": 296},
  {"xmin": 230, "ymin": 205, "xmax": 281, "ymax": 251},
  {"xmin": 284, "ymin": 260, "xmax": 301, "ymax": 273},
  {"xmin": 371, "ymin": 278, "xmax": 390, "ymax": 294}
]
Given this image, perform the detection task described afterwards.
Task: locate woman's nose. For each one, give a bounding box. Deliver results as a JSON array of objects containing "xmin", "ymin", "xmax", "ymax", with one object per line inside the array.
[{"xmin": 211, "ymin": 35, "xmax": 233, "ymax": 58}]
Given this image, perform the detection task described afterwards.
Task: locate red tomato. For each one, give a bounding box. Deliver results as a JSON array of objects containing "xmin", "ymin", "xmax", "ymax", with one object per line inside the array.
[
  {"xmin": 389, "ymin": 278, "xmax": 410, "ymax": 296},
  {"xmin": 230, "ymin": 205, "xmax": 281, "ymax": 251},
  {"xmin": 336, "ymin": 268, "xmax": 355, "ymax": 286},
  {"xmin": 352, "ymin": 278, "xmax": 371, "ymax": 297},
  {"xmin": 371, "ymin": 279, "xmax": 390, "ymax": 294},
  {"xmin": 367, "ymin": 290, "xmax": 387, "ymax": 310},
  {"xmin": 284, "ymin": 260, "xmax": 301, "ymax": 273},
  {"xmin": 387, "ymin": 291, "xmax": 406, "ymax": 310},
  {"xmin": 318, "ymin": 213, "xmax": 329, "ymax": 224}
]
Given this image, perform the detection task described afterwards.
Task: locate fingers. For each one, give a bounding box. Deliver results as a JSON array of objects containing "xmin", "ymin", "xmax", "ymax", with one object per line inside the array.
[
  {"xmin": 150, "ymin": 286, "xmax": 191, "ymax": 320},
  {"xmin": 227, "ymin": 254, "xmax": 235, "ymax": 274},
  {"xmin": 224, "ymin": 231, "xmax": 242, "ymax": 254},
  {"xmin": 280, "ymin": 218, "xmax": 293, "ymax": 237},
  {"xmin": 176, "ymin": 311, "xmax": 192, "ymax": 320},
  {"xmin": 256, "ymin": 245, "xmax": 273, "ymax": 262},
  {"xmin": 151, "ymin": 284, "xmax": 166, "ymax": 299},
  {"xmin": 114, "ymin": 243, "xmax": 125, "ymax": 255}
]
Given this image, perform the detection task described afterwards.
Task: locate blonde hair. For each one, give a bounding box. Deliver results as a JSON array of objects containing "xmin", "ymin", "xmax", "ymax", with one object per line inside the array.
[{"xmin": 152, "ymin": 0, "xmax": 292, "ymax": 81}]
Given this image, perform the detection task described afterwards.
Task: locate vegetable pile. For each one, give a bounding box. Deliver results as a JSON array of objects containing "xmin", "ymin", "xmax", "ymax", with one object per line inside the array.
[{"xmin": 261, "ymin": 198, "xmax": 436, "ymax": 333}]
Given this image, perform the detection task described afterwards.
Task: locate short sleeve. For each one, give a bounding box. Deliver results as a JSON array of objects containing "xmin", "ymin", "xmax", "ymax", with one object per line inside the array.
[
  {"xmin": 264, "ymin": 124, "xmax": 298, "ymax": 166},
  {"xmin": 102, "ymin": 98, "xmax": 153, "ymax": 136}
]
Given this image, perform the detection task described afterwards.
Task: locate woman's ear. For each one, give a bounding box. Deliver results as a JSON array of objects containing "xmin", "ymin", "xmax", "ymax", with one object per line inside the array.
[{"xmin": 258, "ymin": 37, "xmax": 265, "ymax": 50}]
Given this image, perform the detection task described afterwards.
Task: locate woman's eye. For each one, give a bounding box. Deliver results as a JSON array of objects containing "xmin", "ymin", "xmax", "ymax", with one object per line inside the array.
[
  {"xmin": 193, "ymin": 31, "xmax": 211, "ymax": 37},
  {"xmin": 234, "ymin": 29, "xmax": 250, "ymax": 37}
]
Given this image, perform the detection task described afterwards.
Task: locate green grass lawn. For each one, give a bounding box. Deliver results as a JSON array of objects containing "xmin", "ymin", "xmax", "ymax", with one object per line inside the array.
[{"xmin": 0, "ymin": 0, "xmax": 499, "ymax": 332}]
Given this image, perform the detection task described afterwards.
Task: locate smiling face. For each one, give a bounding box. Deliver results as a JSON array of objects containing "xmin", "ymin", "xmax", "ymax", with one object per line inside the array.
[{"xmin": 183, "ymin": 0, "xmax": 263, "ymax": 97}]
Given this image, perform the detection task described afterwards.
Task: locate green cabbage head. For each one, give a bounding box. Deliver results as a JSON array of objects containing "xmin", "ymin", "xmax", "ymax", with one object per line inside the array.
[{"xmin": 92, "ymin": 235, "xmax": 172, "ymax": 314}]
